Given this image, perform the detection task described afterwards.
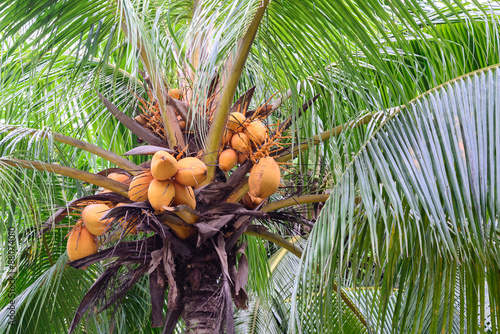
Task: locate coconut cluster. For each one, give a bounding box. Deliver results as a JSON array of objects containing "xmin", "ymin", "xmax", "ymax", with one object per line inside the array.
[
  {"xmin": 219, "ymin": 112, "xmax": 281, "ymax": 209},
  {"xmin": 66, "ymin": 90, "xmax": 284, "ymax": 264},
  {"xmin": 219, "ymin": 112, "xmax": 269, "ymax": 172},
  {"xmin": 67, "ymin": 153, "xmax": 207, "ymax": 264},
  {"xmin": 134, "ymin": 89, "xmax": 186, "ymax": 133},
  {"xmin": 129, "ymin": 151, "xmax": 206, "ymax": 212}
]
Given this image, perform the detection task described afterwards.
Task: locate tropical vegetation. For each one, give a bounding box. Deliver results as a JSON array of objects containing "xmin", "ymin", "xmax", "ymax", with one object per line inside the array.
[{"xmin": 0, "ymin": 0, "xmax": 499, "ymax": 333}]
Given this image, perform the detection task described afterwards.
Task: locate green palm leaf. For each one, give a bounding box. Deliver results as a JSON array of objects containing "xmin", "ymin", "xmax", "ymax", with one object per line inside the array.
[
  {"xmin": 1, "ymin": 0, "xmax": 500, "ymax": 333},
  {"xmin": 294, "ymin": 65, "xmax": 500, "ymax": 333}
]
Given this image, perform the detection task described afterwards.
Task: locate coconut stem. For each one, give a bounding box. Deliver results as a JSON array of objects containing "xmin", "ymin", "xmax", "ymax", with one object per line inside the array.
[
  {"xmin": 0, "ymin": 158, "xmax": 129, "ymax": 197},
  {"xmin": 227, "ymin": 114, "xmax": 375, "ymax": 203},
  {"xmin": 2, "ymin": 126, "xmax": 139, "ymax": 174},
  {"xmin": 244, "ymin": 225, "xmax": 302, "ymax": 258},
  {"xmin": 276, "ymin": 113, "xmax": 374, "ymax": 162},
  {"xmin": 226, "ymin": 181, "xmax": 249, "ymax": 203},
  {"xmin": 261, "ymin": 194, "xmax": 330, "ymax": 212},
  {"xmin": 270, "ymin": 89, "xmax": 292, "ymax": 110},
  {"xmin": 202, "ymin": 0, "xmax": 270, "ymax": 185}
]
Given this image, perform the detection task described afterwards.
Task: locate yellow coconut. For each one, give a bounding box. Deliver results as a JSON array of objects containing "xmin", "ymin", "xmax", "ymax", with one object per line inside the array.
[
  {"xmin": 100, "ymin": 172, "xmax": 131, "ymax": 193},
  {"xmin": 176, "ymin": 115, "xmax": 186, "ymax": 130},
  {"xmin": 151, "ymin": 151, "xmax": 178, "ymax": 181},
  {"xmin": 175, "ymin": 157, "xmax": 208, "ymax": 187},
  {"xmin": 227, "ymin": 112, "xmax": 247, "ymax": 132},
  {"xmin": 128, "ymin": 171, "xmax": 155, "ymax": 201},
  {"xmin": 107, "ymin": 172, "xmax": 131, "ymax": 185},
  {"xmin": 245, "ymin": 120, "xmax": 267, "ymax": 145},
  {"xmin": 82, "ymin": 203, "xmax": 113, "ymax": 236},
  {"xmin": 222, "ymin": 128, "xmax": 234, "ymax": 145},
  {"xmin": 67, "ymin": 226, "xmax": 98, "ymax": 262},
  {"xmin": 168, "ymin": 88, "xmax": 182, "ymax": 100},
  {"xmin": 248, "ymin": 156, "xmax": 281, "ymax": 198},
  {"xmin": 237, "ymin": 153, "xmax": 247, "ymax": 164},
  {"xmin": 219, "ymin": 149, "xmax": 238, "ymax": 172},
  {"xmin": 148, "ymin": 179, "xmax": 176, "ymax": 212},
  {"xmin": 172, "ymin": 181, "xmax": 196, "ymax": 210},
  {"xmin": 231, "ymin": 132, "xmax": 251, "ymax": 154},
  {"xmin": 242, "ymin": 193, "xmax": 265, "ymax": 209}
]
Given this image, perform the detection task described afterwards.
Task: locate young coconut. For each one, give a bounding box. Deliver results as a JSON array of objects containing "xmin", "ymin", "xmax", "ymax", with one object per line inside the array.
[
  {"xmin": 219, "ymin": 149, "xmax": 238, "ymax": 172},
  {"xmin": 128, "ymin": 170, "xmax": 154, "ymax": 201},
  {"xmin": 222, "ymin": 128, "xmax": 234, "ymax": 145},
  {"xmin": 237, "ymin": 153, "xmax": 247, "ymax": 164},
  {"xmin": 231, "ymin": 132, "xmax": 251, "ymax": 155},
  {"xmin": 151, "ymin": 151, "xmax": 178, "ymax": 181},
  {"xmin": 172, "ymin": 181, "xmax": 196, "ymax": 210},
  {"xmin": 82, "ymin": 203, "xmax": 113, "ymax": 236},
  {"xmin": 67, "ymin": 225, "xmax": 98, "ymax": 262},
  {"xmin": 177, "ymin": 115, "xmax": 186, "ymax": 130},
  {"xmin": 99, "ymin": 172, "xmax": 131, "ymax": 193},
  {"xmin": 107, "ymin": 172, "xmax": 131, "ymax": 184},
  {"xmin": 168, "ymin": 88, "xmax": 182, "ymax": 100},
  {"xmin": 242, "ymin": 193, "xmax": 265, "ymax": 209},
  {"xmin": 227, "ymin": 112, "xmax": 247, "ymax": 132},
  {"xmin": 175, "ymin": 157, "xmax": 208, "ymax": 187},
  {"xmin": 245, "ymin": 120, "xmax": 267, "ymax": 145},
  {"xmin": 248, "ymin": 156, "xmax": 281, "ymax": 198},
  {"xmin": 148, "ymin": 179, "xmax": 175, "ymax": 213}
]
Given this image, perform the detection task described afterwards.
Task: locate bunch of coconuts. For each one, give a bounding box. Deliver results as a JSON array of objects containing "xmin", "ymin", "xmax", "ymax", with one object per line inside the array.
[
  {"xmin": 219, "ymin": 112, "xmax": 281, "ymax": 209},
  {"xmin": 66, "ymin": 109, "xmax": 282, "ymax": 264},
  {"xmin": 66, "ymin": 153, "xmax": 208, "ymax": 263},
  {"xmin": 134, "ymin": 89, "xmax": 186, "ymax": 130},
  {"xmin": 128, "ymin": 151, "xmax": 206, "ymax": 211}
]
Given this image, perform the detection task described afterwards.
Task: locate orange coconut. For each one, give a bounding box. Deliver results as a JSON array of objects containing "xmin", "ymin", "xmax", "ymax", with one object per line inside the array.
[
  {"xmin": 175, "ymin": 157, "xmax": 208, "ymax": 187},
  {"xmin": 227, "ymin": 112, "xmax": 247, "ymax": 132},
  {"xmin": 222, "ymin": 128, "xmax": 234, "ymax": 145},
  {"xmin": 245, "ymin": 120, "xmax": 267, "ymax": 145},
  {"xmin": 172, "ymin": 181, "xmax": 196, "ymax": 210},
  {"xmin": 168, "ymin": 89, "xmax": 182, "ymax": 100},
  {"xmin": 148, "ymin": 179, "xmax": 176, "ymax": 212},
  {"xmin": 151, "ymin": 151, "xmax": 178, "ymax": 181},
  {"xmin": 231, "ymin": 132, "xmax": 251, "ymax": 154},
  {"xmin": 107, "ymin": 172, "xmax": 131, "ymax": 184},
  {"xmin": 128, "ymin": 170, "xmax": 155, "ymax": 201},
  {"xmin": 67, "ymin": 226, "xmax": 98, "ymax": 262},
  {"xmin": 248, "ymin": 156, "xmax": 281, "ymax": 198},
  {"xmin": 177, "ymin": 115, "xmax": 186, "ymax": 130},
  {"xmin": 242, "ymin": 193, "xmax": 265, "ymax": 209},
  {"xmin": 237, "ymin": 153, "xmax": 247, "ymax": 164},
  {"xmin": 100, "ymin": 172, "xmax": 131, "ymax": 193},
  {"xmin": 82, "ymin": 203, "xmax": 113, "ymax": 236},
  {"xmin": 219, "ymin": 149, "xmax": 238, "ymax": 172}
]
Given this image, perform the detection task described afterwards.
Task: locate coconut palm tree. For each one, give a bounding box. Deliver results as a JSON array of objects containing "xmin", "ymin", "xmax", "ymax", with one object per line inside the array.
[{"xmin": 1, "ymin": 0, "xmax": 499, "ymax": 333}]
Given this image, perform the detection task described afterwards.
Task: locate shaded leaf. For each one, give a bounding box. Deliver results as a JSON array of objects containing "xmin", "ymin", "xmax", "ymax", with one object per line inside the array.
[
  {"xmin": 149, "ymin": 266, "xmax": 167, "ymax": 327},
  {"xmin": 98, "ymin": 93, "xmax": 165, "ymax": 146},
  {"xmin": 230, "ymin": 86, "xmax": 256, "ymax": 115}
]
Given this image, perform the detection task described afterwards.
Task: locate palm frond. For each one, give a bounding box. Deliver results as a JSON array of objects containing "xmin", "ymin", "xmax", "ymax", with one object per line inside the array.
[{"xmin": 293, "ymin": 64, "xmax": 500, "ymax": 333}]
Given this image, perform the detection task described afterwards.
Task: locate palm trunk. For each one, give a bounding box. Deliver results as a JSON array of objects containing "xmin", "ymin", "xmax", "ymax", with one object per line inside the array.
[{"xmin": 180, "ymin": 250, "xmax": 222, "ymax": 333}]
